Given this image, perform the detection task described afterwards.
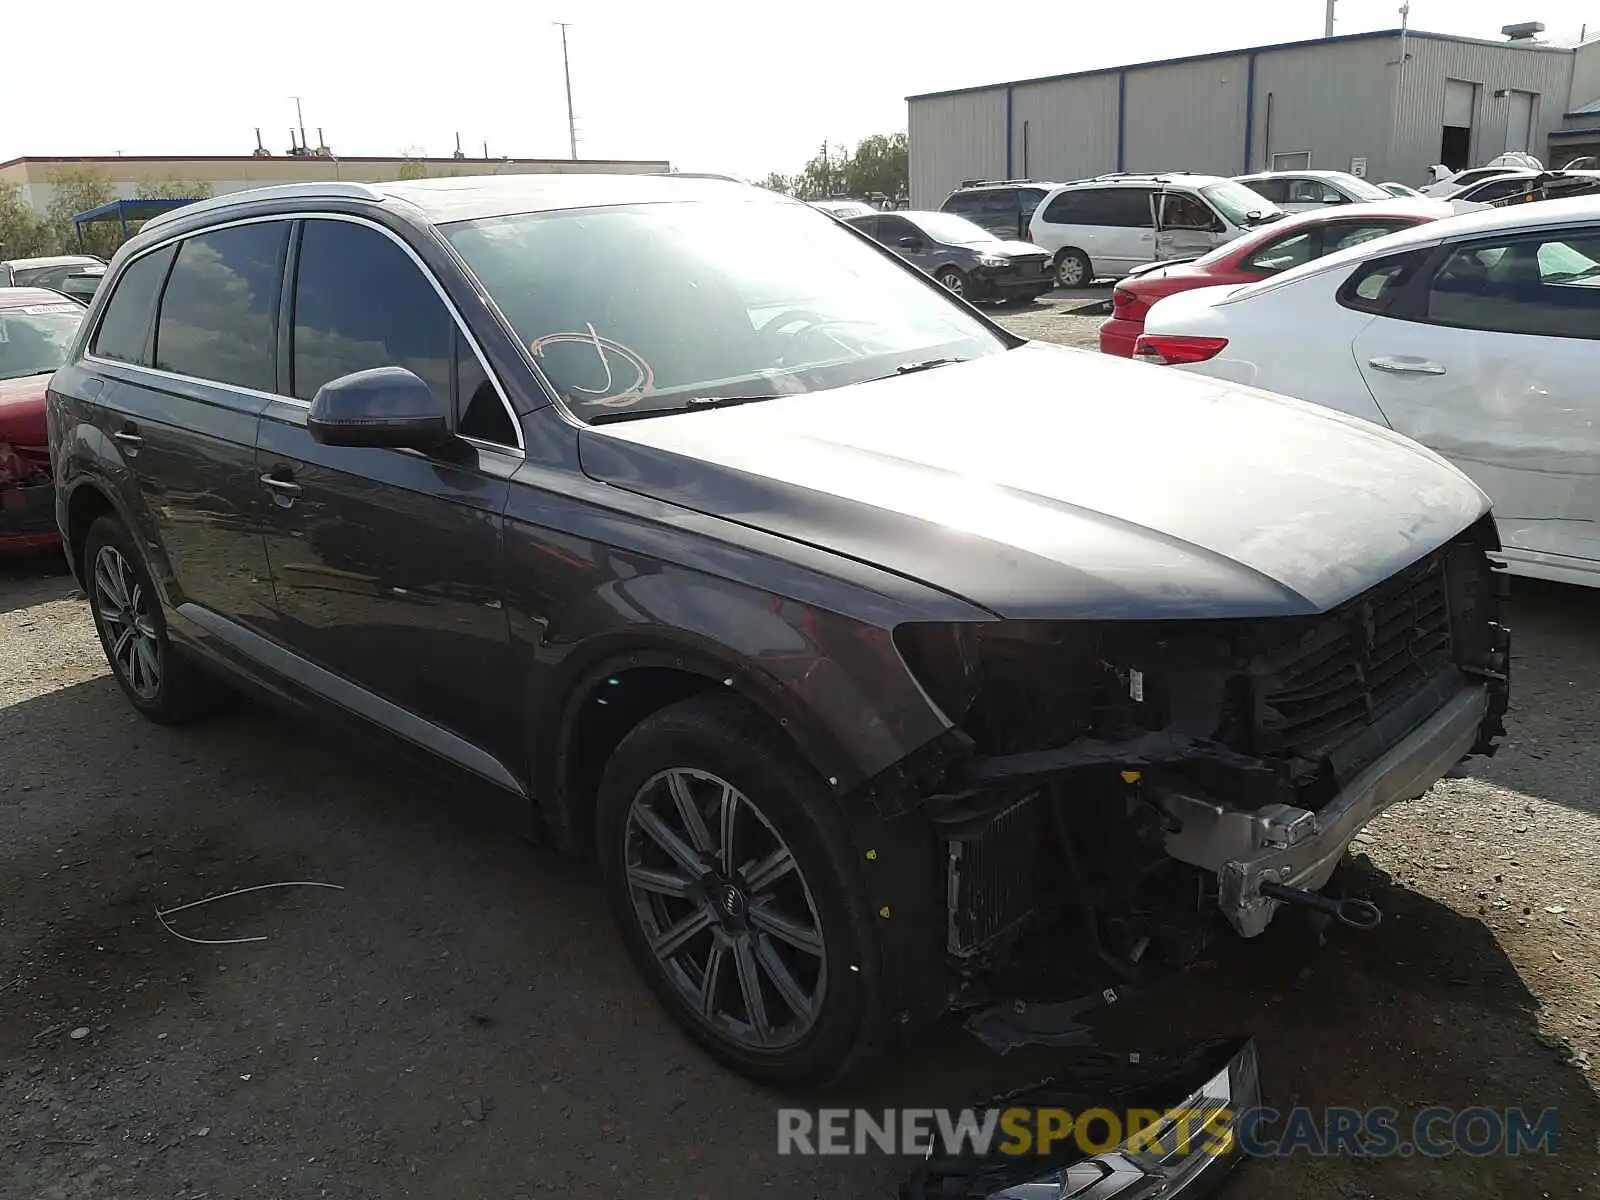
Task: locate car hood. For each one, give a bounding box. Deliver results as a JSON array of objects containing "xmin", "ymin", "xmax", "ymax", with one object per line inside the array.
[
  {"xmin": 0, "ymin": 374, "xmax": 48, "ymax": 446},
  {"xmin": 577, "ymin": 344, "xmax": 1491, "ymax": 620},
  {"xmin": 985, "ymin": 241, "xmax": 1049, "ymax": 258}
]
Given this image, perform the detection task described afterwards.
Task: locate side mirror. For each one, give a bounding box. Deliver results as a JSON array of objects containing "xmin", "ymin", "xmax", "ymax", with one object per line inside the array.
[
  {"xmin": 898, "ymin": 235, "xmax": 925, "ymax": 249},
  {"xmin": 307, "ymin": 366, "xmax": 451, "ymax": 450},
  {"xmin": 1322, "ymin": 195, "xmax": 1346, "ymax": 204}
]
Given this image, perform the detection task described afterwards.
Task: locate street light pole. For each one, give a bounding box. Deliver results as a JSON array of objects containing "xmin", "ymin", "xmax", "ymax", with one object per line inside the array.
[{"xmin": 555, "ymin": 22, "xmax": 577, "ymax": 159}]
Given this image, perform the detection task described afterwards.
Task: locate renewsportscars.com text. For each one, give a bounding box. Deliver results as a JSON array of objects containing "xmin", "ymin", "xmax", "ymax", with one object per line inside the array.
[{"xmin": 776, "ymin": 1105, "xmax": 1559, "ymax": 1159}]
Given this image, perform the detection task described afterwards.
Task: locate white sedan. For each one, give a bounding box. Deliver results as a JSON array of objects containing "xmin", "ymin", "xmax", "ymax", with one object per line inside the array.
[{"xmin": 1135, "ymin": 195, "xmax": 1600, "ymax": 588}]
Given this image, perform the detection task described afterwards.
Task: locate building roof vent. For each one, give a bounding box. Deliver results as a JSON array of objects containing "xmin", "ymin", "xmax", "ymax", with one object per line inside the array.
[{"xmin": 1501, "ymin": 20, "xmax": 1545, "ymax": 40}]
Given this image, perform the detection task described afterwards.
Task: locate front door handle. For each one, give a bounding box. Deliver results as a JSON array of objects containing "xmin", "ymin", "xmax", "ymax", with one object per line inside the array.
[
  {"xmin": 260, "ymin": 471, "xmax": 302, "ymax": 507},
  {"xmin": 111, "ymin": 425, "xmax": 143, "ymax": 447},
  {"xmin": 1368, "ymin": 355, "xmax": 1447, "ymax": 376}
]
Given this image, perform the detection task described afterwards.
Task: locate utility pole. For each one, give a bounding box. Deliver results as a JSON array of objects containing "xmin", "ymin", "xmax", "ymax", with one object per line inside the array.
[
  {"xmin": 555, "ymin": 22, "xmax": 578, "ymax": 159},
  {"xmin": 1324, "ymin": 0, "xmax": 1336, "ymax": 37},
  {"xmin": 290, "ymin": 95, "xmax": 308, "ymax": 152}
]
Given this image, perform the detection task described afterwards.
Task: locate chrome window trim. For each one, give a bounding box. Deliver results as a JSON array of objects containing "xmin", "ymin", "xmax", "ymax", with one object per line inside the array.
[{"xmin": 84, "ymin": 210, "xmax": 525, "ymax": 456}]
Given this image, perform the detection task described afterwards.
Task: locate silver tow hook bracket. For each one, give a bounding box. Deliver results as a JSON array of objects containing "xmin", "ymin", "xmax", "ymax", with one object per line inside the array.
[{"xmin": 1259, "ymin": 880, "xmax": 1383, "ymax": 930}]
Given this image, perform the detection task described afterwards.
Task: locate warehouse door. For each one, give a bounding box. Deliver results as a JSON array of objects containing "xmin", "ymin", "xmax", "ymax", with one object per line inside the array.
[
  {"xmin": 1505, "ymin": 91, "xmax": 1534, "ymax": 154},
  {"xmin": 1442, "ymin": 80, "xmax": 1477, "ymax": 169}
]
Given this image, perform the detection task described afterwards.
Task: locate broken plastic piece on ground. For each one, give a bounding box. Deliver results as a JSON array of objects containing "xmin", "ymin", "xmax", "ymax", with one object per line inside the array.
[
  {"xmin": 901, "ymin": 1036, "xmax": 1259, "ymax": 1200},
  {"xmin": 964, "ymin": 995, "xmax": 1103, "ymax": 1054}
]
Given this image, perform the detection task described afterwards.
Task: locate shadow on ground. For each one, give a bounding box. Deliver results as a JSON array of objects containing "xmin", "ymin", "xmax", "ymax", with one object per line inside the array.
[{"xmin": 3, "ymin": 670, "xmax": 1595, "ymax": 1199}]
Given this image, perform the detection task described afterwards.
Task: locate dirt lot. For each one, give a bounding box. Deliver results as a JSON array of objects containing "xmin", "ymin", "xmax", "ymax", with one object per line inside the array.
[{"xmin": 3, "ymin": 298, "xmax": 1597, "ymax": 1198}]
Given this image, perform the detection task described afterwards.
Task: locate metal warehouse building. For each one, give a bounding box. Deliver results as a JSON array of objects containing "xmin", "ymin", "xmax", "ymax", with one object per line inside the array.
[{"xmin": 908, "ymin": 26, "xmax": 1600, "ymax": 207}]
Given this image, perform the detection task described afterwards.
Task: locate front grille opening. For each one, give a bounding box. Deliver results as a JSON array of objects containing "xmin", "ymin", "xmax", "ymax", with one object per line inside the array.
[
  {"xmin": 1243, "ymin": 536, "xmax": 1492, "ymax": 803},
  {"xmin": 1261, "ymin": 553, "xmax": 1452, "ymax": 758}
]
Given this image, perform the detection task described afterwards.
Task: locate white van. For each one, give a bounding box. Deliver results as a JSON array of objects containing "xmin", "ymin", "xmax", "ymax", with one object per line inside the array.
[{"xmin": 1027, "ymin": 172, "xmax": 1286, "ymax": 287}]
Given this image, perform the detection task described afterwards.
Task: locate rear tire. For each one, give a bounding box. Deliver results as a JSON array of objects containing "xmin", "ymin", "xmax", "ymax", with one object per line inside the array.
[
  {"xmin": 1054, "ymin": 248, "xmax": 1093, "ymax": 288},
  {"xmin": 595, "ymin": 692, "xmax": 886, "ymax": 1085},
  {"xmin": 83, "ymin": 514, "xmax": 230, "ymax": 725}
]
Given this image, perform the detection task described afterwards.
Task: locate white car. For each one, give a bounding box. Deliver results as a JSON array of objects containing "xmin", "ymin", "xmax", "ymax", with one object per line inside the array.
[
  {"xmin": 1233, "ymin": 170, "xmax": 1392, "ymax": 212},
  {"xmin": 1028, "ymin": 172, "xmax": 1285, "ymax": 288},
  {"xmin": 1135, "ymin": 195, "xmax": 1600, "ymax": 587},
  {"xmin": 1419, "ymin": 164, "xmax": 1528, "ymax": 197},
  {"xmin": 808, "ymin": 199, "xmax": 877, "ymax": 219}
]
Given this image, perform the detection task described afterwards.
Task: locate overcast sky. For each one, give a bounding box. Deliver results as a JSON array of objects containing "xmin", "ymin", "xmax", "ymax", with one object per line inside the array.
[{"xmin": 3, "ymin": 0, "xmax": 1595, "ymax": 179}]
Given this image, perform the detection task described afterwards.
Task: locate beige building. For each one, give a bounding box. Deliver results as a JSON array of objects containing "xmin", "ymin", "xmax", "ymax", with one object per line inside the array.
[{"xmin": 0, "ymin": 153, "xmax": 674, "ymax": 212}]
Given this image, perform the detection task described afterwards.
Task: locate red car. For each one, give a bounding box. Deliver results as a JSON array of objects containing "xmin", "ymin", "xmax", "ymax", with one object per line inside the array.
[
  {"xmin": 1, "ymin": 287, "xmax": 85, "ymax": 556},
  {"xmin": 1098, "ymin": 199, "xmax": 1459, "ymax": 357}
]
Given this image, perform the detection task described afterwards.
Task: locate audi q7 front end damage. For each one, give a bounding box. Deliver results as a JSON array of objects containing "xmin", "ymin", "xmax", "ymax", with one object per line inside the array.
[{"xmin": 874, "ymin": 516, "xmax": 1508, "ymax": 998}]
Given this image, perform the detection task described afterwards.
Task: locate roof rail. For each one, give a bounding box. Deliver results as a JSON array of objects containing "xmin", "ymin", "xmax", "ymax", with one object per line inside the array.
[
  {"xmin": 955, "ymin": 177, "xmax": 1041, "ymax": 188},
  {"xmin": 138, "ymin": 181, "xmax": 386, "ymax": 233},
  {"xmin": 646, "ymin": 170, "xmax": 748, "ymax": 183},
  {"xmin": 1080, "ymin": 170, "xmax": 1198, "ymax": 183}
]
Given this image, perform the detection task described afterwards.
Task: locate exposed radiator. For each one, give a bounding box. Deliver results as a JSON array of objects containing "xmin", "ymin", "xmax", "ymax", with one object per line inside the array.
[{"xmin": 946, "ymin": 791, "xmax": 1044, "ymax": 959}]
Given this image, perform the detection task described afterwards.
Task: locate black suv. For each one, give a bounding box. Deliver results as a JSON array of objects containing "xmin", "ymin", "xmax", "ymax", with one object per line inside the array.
[
  {"xmin": 48, "ymin": 175, "xmax": 1508, "ymax": 1091},
  {"xmin": 939, "ymin": 179, "xmax": 1057, "ymax": 240}
]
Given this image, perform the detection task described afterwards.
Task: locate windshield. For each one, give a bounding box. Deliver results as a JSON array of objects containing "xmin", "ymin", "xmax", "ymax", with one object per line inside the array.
[
  {"xmin": 446, "ymin": 199, "xmax": 1009, "ymax": 422},
  {"xmin": 1326, "ymin": 173, "xmax": 1390, "ymax": 201},
  {"xmin": 0, "ymin": 304, "xmax": 82, "ymax": 381},
  {"xmin": 1200, "ymin": 181, "xmax": 1284, "ymax": 227},
  {"xmin": 1225, "ymin": 222, "xmax": 1435, "ymax": 304},
  {"xmin": 908, "ymin": 212, "xmax": 999, "ymax": 245},
  {"xmin": 11, "ymin": 259, "xmax": 100, "ymax": 287}
]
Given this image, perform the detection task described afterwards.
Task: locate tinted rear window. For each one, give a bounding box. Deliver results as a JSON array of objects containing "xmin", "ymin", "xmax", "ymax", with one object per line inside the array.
[
  {"xmin": 92, "ymin": 246, "xmax": 175, "ymax": 366},
  {"xmin": 154, "ymin": 223, "xmax": 289, "ymax": 391},
  {"xmin": 1042, "ymin": 187, "xmax": 1152, "ymax": 227}
]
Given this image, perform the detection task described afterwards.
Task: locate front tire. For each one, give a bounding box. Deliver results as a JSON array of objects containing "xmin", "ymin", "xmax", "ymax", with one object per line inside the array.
[
  {"xmin": 83, "ymin": 514, "xmax": 227, "ymax": 725},
  {"xmin": 935, "ymin": 267, "xmax": 968, "ymax": 297},
  {"xmin": 595, "ymin": 693, "xmax": 885, "ymax": 1085}
]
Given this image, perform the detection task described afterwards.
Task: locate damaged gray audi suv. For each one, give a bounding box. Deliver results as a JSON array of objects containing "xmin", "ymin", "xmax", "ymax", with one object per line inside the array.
[{"xmin": 48, "ymin": 174, "xmax": 1509, "ymax": 1089}]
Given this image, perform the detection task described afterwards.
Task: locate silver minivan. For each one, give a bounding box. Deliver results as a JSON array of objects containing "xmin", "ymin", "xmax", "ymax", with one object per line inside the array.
[{"xmin": 1027, "ymin": 173, "xmax": 1285, "ymax": 287}]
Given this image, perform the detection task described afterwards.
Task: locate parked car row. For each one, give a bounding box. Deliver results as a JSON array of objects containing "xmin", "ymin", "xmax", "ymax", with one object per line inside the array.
[
  {"xmin": 935, "ymin": 164, "xmax": 1597, "ymax": 293},
  {"xmin": 1127, "ymin": 193, "xmax": 1600, "ymax": 588},
  {"xmin": 1098, "ymin": 198, "xmax": 1465, "ymax": 355}
]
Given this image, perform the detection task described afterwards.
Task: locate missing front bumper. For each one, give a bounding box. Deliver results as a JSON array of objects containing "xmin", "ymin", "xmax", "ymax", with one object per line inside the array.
[{"xmin": 1156, "ymin": 683, "xmax": 1490, "ymax": 937}]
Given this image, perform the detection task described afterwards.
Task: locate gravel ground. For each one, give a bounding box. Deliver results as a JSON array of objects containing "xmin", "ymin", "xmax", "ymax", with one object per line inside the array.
[{"xmin": 3, "ymin": 300, "xmax": 1596, "ymax": 1198}]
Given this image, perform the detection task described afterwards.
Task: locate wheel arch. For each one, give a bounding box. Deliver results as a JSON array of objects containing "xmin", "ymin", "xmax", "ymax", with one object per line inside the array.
[
  {"xmin": 532, "ymin": 630, "xmax": 863, "ymax": 857},
  {"xmin": 62, "ymin": 476, "xmax": 124, "ymax": 586}
]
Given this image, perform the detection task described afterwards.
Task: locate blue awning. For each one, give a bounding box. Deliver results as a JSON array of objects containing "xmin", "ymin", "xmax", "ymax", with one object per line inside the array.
[{"xmin": 71, "ymin": 198, "xmax": 204, "ymax": 244}]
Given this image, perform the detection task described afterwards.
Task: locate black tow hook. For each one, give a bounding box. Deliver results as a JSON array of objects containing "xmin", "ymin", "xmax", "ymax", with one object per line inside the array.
[{"xmin": 1260, "ymin": 881, "xmax": 1383, "ymax": 931}]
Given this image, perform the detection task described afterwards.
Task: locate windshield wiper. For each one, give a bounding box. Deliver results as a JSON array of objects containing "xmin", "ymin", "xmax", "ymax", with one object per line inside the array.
[
  {"xmin": 587, "ymin": 394, "xmax": 777, "ymax": 425},
  {"xmin": 886, "ymin": 357, "xmax": 969, "ymax": 378}
]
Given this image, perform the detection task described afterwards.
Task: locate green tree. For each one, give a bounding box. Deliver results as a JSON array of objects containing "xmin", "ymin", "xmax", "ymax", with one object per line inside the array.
[
  {"xmin": 44, "ymin": 165, "xmax": 116, "ymax": 258},
  {"xmin": 794, "ymin": 143, "xmax": 851, "ymax": 200},
  {"xmin": 0, "ymin": 182, "xmax": 52, "ymax": 259},
  {"xmin": 844, "ymin": 132, "xmax": 908, "ymax": 203},
  {"xmin": 757, "ymin": 171, "xmax": 794, "ymax": 195},
  {"xmin": 134, "ymin": 176, "xmax": 215, "ymax": 201}
]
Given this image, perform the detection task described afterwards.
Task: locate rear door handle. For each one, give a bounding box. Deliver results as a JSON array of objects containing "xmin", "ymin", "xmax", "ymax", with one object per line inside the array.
[
  {"xmin": 1368, "ymin": 355, "xmax": 1447, "ymax": 376},
  {"xmin": 111, "ymin": 424, "xmax": 143, "ymax": 446}
]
